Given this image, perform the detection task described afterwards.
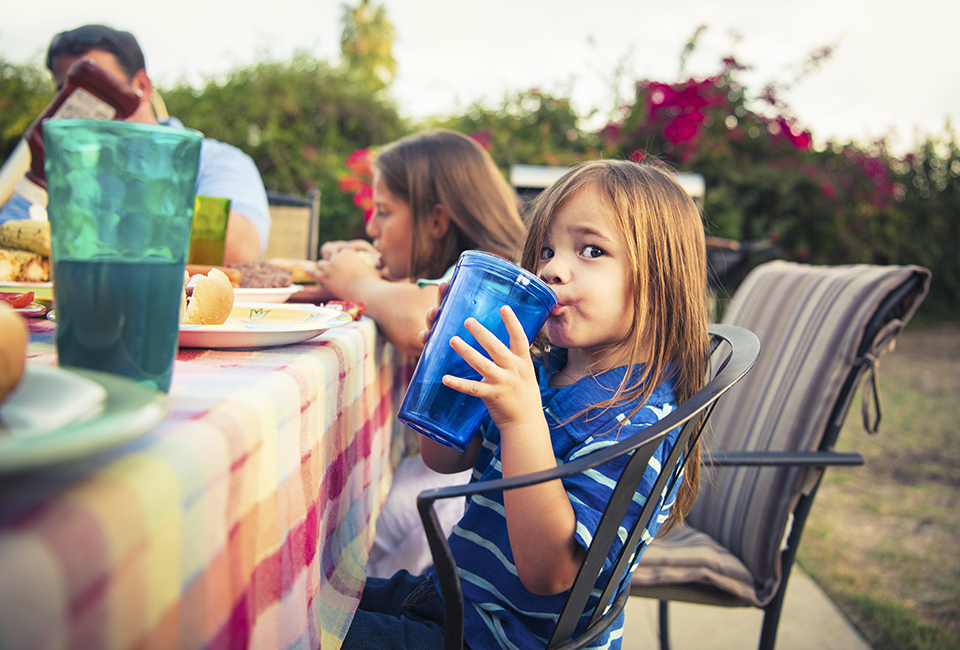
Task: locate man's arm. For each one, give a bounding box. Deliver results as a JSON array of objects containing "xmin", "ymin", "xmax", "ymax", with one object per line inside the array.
[
  {"xmin": 223, "ymin": 210, "xmax": 261, "ymax": 264},
  {"xmin": 196, "ymin": 139, "xmax": 270, "ymax": 261}
]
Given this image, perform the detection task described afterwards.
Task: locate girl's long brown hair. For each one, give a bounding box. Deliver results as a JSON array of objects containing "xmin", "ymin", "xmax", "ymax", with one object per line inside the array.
[
  {"xmin": 374, "ymin": 129, "xmax": 525, "ymax": 279},
  {"xmin": 521, "ymin": 160, "xmax": 710, "ymax": 528}
]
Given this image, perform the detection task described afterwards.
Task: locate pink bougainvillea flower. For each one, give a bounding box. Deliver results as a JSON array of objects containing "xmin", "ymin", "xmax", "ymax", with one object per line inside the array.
[
  {"xmin": 629, "ymin": 149, "xmax": 646, "ymax": 162},
  {"xmin": 345, "ymin": 149, "xmax": 373, "ymax": 175},
  {"xmin": 664, "ymin": 108, "xmax": 705, "ymax": 144},
  {"xmin": 338, "ymin": 175, "xmax": 364, "ymax": 194},
  {"xmin": 352, "ymin": 185, "xmax": 374, "ymax": 222},
  {"xmin": 469, "ymin": 128, "xmax": 493, "ymax": 151}
]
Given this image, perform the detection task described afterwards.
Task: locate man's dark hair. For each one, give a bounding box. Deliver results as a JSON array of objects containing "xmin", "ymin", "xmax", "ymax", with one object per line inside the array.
[{"xmin": 46, "ymin": 24, "xmax": 145, "ymax": 80}]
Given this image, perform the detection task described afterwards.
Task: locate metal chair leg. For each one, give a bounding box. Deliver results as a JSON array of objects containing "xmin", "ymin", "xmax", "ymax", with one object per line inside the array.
[{"xmin": 658, "ymin": 600, "xmax": 671, "ymax": 650}]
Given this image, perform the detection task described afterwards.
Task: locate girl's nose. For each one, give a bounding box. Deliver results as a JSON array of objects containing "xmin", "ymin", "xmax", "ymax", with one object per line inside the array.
[
  {"xmin": 538, "ymin": 256, "xmax": 567, "ymax": 285},
  {"xmin": 365, "ymin": 217, "xmax": 378, "ymax": 239}
]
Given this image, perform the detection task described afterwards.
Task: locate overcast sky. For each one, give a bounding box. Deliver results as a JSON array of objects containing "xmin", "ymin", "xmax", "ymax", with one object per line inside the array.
[{"xmin": 3, "ymin": 0, "xmax": 958, "ymax": 155}]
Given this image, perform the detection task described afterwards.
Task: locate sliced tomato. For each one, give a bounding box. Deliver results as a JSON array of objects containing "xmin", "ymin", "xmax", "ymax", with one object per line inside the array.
[
  {"xmin": 1, "ymin": 291, "xmax": 35, "ymax": 309},
  {"xmin": 325, "ymin": 300, "xmax": 366, "ymax": 320}
]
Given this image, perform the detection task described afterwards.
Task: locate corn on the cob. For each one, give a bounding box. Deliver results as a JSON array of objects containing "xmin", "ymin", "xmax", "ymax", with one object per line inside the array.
[
  {"xmin": 0, "ymin": 247, "xmax": 49, "ymax": 282},
  {"xmin": 0, "ymin": 249, "xmax": 18, "ymax": 282},
  {"xmin": 0, "ymin": 220, "xmax": 51, "ymax": 258}
]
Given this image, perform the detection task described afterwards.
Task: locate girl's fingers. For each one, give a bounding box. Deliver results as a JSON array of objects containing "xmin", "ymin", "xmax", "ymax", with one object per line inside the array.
[
  {"xmin": 424, "ymin": 305, "xmax": 440, "ymax": 330},
  {"xmin": 462, "ymin": 317, "xmax": 516, "ymax": 368},
  {"xmin": 441, "ymin": 373, "xmax": 488, "ymax": 398},
  {"xmin": 499, "ymin": 306, "xmax": 531, "ymax": 356},
  {"xmin": 449, "ymin": 335, "xmax": 499, "ymax": 378}
]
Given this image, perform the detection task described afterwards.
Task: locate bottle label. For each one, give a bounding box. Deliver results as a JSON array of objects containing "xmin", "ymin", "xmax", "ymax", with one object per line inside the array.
[{"xmin": 50, "ymin": 87, "xmax": 118, "ymax": 121}]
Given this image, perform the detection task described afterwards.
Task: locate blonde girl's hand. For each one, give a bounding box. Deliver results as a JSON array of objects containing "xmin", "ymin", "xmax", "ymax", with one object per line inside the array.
[{"xmin": 443, "ymin": 305, "xmax": 541, "ymax": 432}]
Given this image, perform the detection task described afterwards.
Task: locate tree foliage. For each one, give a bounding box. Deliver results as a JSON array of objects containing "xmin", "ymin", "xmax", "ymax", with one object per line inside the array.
[
  {"xmin": 592, "ymin": 55, "xmax": 959, "ymax": 315},
  {"xmin": 430, "ymin": 89, "xmax": 602, "ymax": 171},
  {"xmin": 0, "ymin": 7, "xmax": 956, "ymax": 317},
  {"xmin": 341, "ymin": 0, "xmax": 397, "ymax": 92},
  {"xmin": 0, "ymin": 59, "xmax": 54, "ymax": 163},
  {"xmin": 160, "ymin": 52, "xmax": 407, "ymax": 243}
]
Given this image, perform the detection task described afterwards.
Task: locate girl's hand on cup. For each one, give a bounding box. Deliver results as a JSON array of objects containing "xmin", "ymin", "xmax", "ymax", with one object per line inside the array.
[
  {"xmin": 443, "ymin": 305, "xmax": 540, "ymax": 433},
  {"xmin": 418, "ymin": 281, "xmax": 448, "ymax": 347}
]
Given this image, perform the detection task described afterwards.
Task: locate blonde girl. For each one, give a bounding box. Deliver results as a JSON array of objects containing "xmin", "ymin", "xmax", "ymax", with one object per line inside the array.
[{"xmin": 342, "ymin": 159, "xmax": 709, "ymax": 650}]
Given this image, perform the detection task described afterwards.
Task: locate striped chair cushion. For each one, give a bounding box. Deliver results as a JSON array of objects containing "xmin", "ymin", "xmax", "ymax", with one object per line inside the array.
[{"xmin": 631, "ymin": 261, "xmax": 930, "ymax": 606}]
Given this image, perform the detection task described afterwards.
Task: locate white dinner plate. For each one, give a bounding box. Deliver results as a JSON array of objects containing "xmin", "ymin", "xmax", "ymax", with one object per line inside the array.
[
  {"xmin": 178, "ymin": 302, "xmax": 353, "ymax": 349},
  {"xmin": 233, "ymin": 285, "xmax": 303, "ymax": 304},
  {"xmin": 0, "ymin": 366, "xmax": 166, "ymax": 474},
  {"xmin": 11, "ymin": 301, "xmax": 47, "ymax": 318}
]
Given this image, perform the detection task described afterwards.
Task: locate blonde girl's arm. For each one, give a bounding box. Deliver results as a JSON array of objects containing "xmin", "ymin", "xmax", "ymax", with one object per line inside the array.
[
  {"xmin": 312, "ymin": 251, "xmax": 437, "ymax": 355},
  {"xmin": 443, "ymin": 307, "xmax": 586, "ymax": 595}
]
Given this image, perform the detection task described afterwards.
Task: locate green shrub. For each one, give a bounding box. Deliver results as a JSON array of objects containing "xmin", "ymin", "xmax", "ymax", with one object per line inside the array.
[{"xmin": 160, "ymin": 52, "xmax": 408, "ymax": 244}]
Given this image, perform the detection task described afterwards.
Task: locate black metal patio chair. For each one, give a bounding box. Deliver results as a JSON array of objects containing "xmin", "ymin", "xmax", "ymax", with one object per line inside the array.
[{"xmin": 417, "ymin": 324, "xmax": 761, "ymax": 650}]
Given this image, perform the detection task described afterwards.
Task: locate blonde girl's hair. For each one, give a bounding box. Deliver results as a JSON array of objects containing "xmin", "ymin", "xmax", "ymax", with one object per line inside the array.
[
  {"xmin": 520, "ymin": 159, "xmax": 710, "ymax": 528},
  {"xmin": 373, "ymin": 129, "xmax": 526, "ymax": 280}
]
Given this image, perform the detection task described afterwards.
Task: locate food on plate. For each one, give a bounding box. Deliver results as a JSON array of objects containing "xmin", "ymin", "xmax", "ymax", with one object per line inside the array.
[
  {"xmin": 185, "ymin": 263, "xmax": 242, "ymax": 287},
  {"xmin": 0, "ymin": 248, "xmax": 49, "ymax": 282},
  {"xmin": 0, "ymin": 220, "xmax": 51, "ymax": 257},
  {"xmin": 180, "ymin": 268, "xmax": 235, "ymax": 325},
  {"xmin": 265, "ymin": 258, "xmax": 317, "ymax": 285},
  {"xmin": 0, "ymin": 304, "xmax": 28, "ymax": 404},
  {"xmin": 0, "ymin": 220, "xmax": 52, "ymax": 282},
  {"xmin": 325, "ymin": 300, "xmax": 366, "ymax": 321},
  {"xmin": 2, "ymin": 291, "xmax": 36, "ymax": 309},
  {"xmin": 227, "ymin": 261, "xmax": 293, "ymax": 288}
]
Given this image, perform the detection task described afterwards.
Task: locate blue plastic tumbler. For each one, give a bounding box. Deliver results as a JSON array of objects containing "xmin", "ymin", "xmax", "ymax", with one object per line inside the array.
[{"xmin": 398, "ymin": 251, "xmax": 558, "ymax": 451}]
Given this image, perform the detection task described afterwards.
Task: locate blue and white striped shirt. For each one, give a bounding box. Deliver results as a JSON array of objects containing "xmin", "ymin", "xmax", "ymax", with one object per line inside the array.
[{"xmin": 429, "ymin": 353, "xmax": 682, "ymax": 650}]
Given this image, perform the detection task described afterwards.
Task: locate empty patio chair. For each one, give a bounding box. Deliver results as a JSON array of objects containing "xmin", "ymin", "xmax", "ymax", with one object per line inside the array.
[{"xmin": 629, "ymin": 261, "xmax": 931, "ymax": 650}]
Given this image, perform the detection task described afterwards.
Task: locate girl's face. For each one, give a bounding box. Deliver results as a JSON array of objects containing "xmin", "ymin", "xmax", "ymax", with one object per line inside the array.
[
  {"xmin": 366, "ymin": 170, "xmax": 414, "ymax": 280},
  {"xmin": 537, "ymin": 187, "xmax": 636, "ymax": 368}
]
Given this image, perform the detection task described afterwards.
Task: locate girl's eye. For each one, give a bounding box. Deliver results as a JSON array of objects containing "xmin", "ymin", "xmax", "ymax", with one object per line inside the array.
[
  {"xmin": 582, "ymin": 245, "xmax": 604, "ymax": 259},
  {"xmin": 539, "ymin": 247, "xmax": 554, "ymax": 260}
]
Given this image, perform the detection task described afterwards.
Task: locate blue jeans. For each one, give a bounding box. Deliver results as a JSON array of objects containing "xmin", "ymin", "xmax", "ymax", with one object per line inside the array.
[{"xmin": 341, "ymin": 570, "xmax": 447, "ymax": 650}]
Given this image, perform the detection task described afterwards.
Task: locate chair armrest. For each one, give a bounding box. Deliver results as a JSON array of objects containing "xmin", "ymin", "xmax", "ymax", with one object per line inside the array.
[{"xmin": 705, "ymin": 450, "xmax": 864, "ymax": 467}]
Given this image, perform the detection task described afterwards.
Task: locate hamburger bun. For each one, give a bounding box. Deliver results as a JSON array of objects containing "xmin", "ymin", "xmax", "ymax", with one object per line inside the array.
[
  {"xmin": 181, "ymin": 268, "xmax": 235, "ymax": 325},
  {"xmin": 0, "ymin": 304, "xmax": 28, "ymax": 404}
]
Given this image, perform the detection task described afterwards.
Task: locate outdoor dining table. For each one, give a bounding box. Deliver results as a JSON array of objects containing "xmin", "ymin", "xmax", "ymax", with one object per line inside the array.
[{"xmin": 0, "ymin": 314, "xmax": 410, "ymax": 650}]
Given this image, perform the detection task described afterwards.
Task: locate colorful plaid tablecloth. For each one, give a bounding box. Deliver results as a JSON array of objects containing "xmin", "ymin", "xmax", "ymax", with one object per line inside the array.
[{"xmin": 0, "ymin": 317, "xmax": 404, "ymax": 650}]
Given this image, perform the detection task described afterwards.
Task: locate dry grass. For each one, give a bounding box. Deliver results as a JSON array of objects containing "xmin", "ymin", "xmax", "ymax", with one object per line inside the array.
[{"xmin": 797, "ymin": 321, "xmax": 960, "ymax": 650}]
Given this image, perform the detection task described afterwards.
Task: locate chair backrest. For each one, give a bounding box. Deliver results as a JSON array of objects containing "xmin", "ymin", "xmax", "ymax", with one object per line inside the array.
[
  {"xmin": 687, "ymin": 261, "xmax": 931, "ymax": 605},
  {"xmin": 264, "ymin": 189, "xmax": 321, "ymax": 261},
  {"xmin": 418, "ymin": 324, "xmax": 760, "ymax": 650}
]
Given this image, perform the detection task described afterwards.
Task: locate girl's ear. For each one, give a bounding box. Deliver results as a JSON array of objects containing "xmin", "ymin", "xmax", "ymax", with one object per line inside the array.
[{"xmin": 428, "ymin": 204, "xmax": 451, "ymax": 240}]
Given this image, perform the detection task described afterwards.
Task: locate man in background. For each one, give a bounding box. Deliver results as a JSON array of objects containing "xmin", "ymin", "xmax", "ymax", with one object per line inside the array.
[{"xmin": 0, "ymin": 24, "xmax": 270, "ymax": 263}]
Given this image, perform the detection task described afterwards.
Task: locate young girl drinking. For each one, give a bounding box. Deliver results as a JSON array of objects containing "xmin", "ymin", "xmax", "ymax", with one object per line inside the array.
[
  {"xmin": 342, "ymin": 160, "xmax": 710, "ymax": 650},
  {"xmin": 313, "ymin": 129, "xmax": 525, "ymax": 356}
]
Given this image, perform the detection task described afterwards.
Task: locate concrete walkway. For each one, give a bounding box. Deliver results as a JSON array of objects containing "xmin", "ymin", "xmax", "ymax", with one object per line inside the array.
[{"xmin": 622, "ymin": 568, "xmax": 873, "ymax": 649}]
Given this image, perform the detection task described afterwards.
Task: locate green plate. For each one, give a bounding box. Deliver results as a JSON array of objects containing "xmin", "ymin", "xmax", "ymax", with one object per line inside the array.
[{"xmin": 0, "ymin": 366, "xmax": 166, "ymax": 474}]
